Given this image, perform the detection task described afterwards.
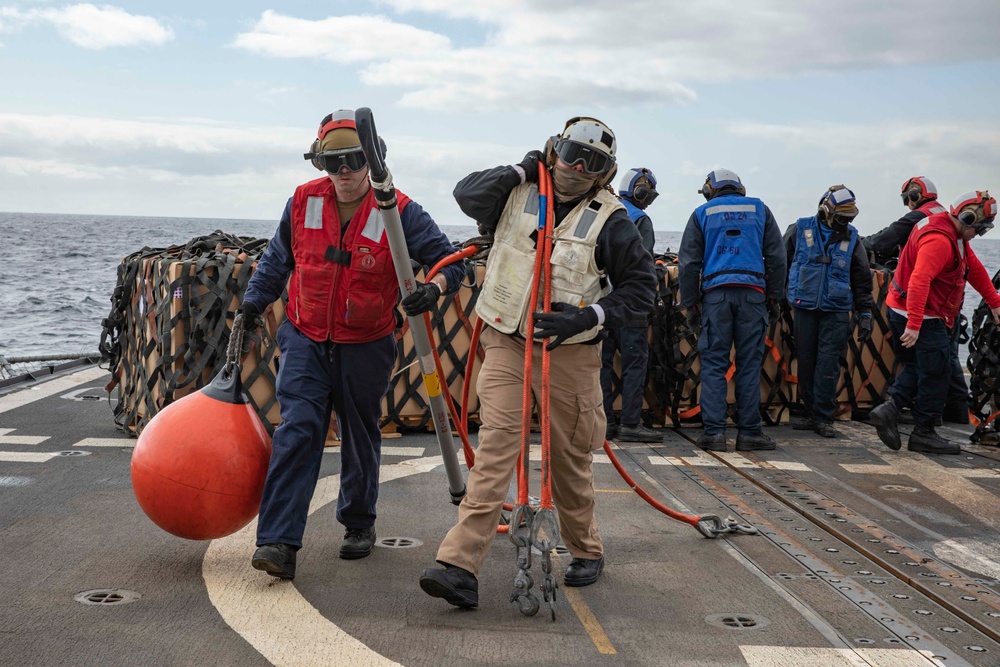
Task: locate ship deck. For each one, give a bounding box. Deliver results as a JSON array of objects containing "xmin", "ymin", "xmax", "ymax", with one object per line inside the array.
[{"xmin": 1, "ymin": 363, "xmax": 999, "ymax": 667}]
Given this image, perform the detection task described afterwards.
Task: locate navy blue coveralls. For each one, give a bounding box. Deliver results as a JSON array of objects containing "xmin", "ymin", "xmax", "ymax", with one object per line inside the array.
[
  {"xmin": 601, "ymin": 198, "xmax": 655, "ymax": 428},
  {"xmin": 678, "ymin": 193, "xmax": 786, "ymax": 435},
  {"xmin": 785, "ymin": 217, "xmax": 873, "ymax": 426},
  {"xmin": 243, "ymin": 196, "xmax": 463, "ymax": 549}
]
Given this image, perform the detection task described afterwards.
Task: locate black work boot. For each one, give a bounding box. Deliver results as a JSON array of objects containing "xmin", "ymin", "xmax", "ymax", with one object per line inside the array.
[
  {"xmin": 697, "ymin": 433, "xmax": 727, "ymax": 452},
  {"xmin": 340, "ymin": 526, "xmax": 376, "ymax": 560},
  {"xmin": 791, "ymin": 415, "xmax": 814, "ymax": 430},
  {"xmin": 942, "ymin": 404, "xmax": 970, "ymax": 425},
  {"xmin": 813, "ymin": 422, "xmax": 837, "ymax": 438},
  {"xmin": 907, "ymin": 425, "xmax": 960, "ymax": 455},
  {"xmin": 605, "ymin": 423, "xmax": 619, "ymax": 441},
  {"xmin": 564, "ymin": 556, "xmax": 604, "ymax": 587},
  {"xmin": 251, "ymin": 543, "xmax": 297, "ymax": 580},
  {"xmin": 735, "ymin": 432, "xmax": 777, "ymax": 451},
  {"xmin": 868, "ymin": 400, "xmax": 901, "ymax": 451},
  {"xmin": 419, "ymin": 563, "xmax": 479, "ymax": 608},
  {"xmin": 617, "ymin": 423, "xmax": 662, "ymax": 443}
]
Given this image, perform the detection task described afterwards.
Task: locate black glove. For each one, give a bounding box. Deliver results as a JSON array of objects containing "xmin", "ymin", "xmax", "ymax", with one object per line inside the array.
[
  {"xmin": 767, "ymin": 299, "xmax": 781, "ymax": 326},
  {"xmin": 401, "ymin": 281, "xmax": 441, "ymax": 317},
  {"xmin": 235, "ymin": 302, "xmax": 262, "ymax": 356},
  {"xmin": 532, "ymin": 302, "xmax": 598, "ymax": 350},
  {"xmin": 857, "ymin": 314, "xmax": 873, "ymax": 345},
  {"xmin": 685, "ymin": 306, "xmax": 701, "ymax": 337},
  {"xmin": 517, "ymin": 150, "xmax": 545, "ymax": 183}
]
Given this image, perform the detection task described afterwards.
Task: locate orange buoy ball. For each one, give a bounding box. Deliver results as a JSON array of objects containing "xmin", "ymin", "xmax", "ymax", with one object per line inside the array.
[{"xmin": 131, "ymin": 369, "xmax": 272, "ymax": 540}]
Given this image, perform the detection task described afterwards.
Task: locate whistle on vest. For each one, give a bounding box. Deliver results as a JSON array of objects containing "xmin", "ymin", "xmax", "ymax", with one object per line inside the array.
[{"xmin": 804, "ymin": 228, "xmax": 815, "ymax": 248}]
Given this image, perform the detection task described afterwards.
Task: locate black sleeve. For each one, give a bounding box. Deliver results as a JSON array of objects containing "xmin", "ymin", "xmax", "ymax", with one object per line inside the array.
[
  {"xmin": 453, "ymin": 165, "xmax": 523, "ymax": 233},
  {"xmin": 762, "ymin": 206, "xmax": 787, "ymax": 302},
  {"xmin": 850, "ymin": 237, "xmax": 874, "ymax": 312},
  {"xmin": 861, "ymin": 210, "xmax": 924, "ymax": 263},
  {"xmin": 594, "ymin": 209, "xmax": 657, "ymax": 327},
  {"xmin": 677, "ymin": 211, "xmax": 705, "ymax": 308},
  {"xmin": 634, "ymin": 214, "xmax": 656, "ymax": 255},
  {"xmin": 783, "ymin": 222, "xmax": 797, "ymax": 275}
]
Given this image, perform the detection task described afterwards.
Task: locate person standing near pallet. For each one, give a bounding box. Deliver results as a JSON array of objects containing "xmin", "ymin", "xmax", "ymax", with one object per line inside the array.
[
  {"xmin": 869, "ymin": 190, "xmax": 1000, "ymax": 456},
  {"xmin": 678, "ymin": 169, "xmax": 787, "ymax": 453},
  {"xmin": 601, "ymin": 167, "xmax": 662, "ymax": 443},
  {"xmin": 237, "ymin": 110, "xmax": 465, "ymax": 580},
  {"xmin": 784, "ymin": 185, "xmax": 874, "ymax": 438},
  {"xmin": 863, "ymin": 176, "xmax": 970, "ymax": 425},
  {"xmin": 419, "ymin": 117, "xmax": 656, "ymax": 608}
]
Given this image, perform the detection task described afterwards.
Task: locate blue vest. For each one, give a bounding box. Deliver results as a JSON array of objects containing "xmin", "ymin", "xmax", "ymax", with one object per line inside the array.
[
  {"xmin": 787, "ymin": 215, "xmax": 858, "ymax": 312},
  {"xmin": 696, "ymin": 194, "xmax": 767, "ymax": 290},
  {"xmin": 621, "ymin": 199, "xmax": 645, "ymax": 224}
]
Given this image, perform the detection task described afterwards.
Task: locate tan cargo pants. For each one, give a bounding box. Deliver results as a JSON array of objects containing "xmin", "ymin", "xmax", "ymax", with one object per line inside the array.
[{"xmin": 435, "ymin": 326, "xmax": 606, "ymax": 575}]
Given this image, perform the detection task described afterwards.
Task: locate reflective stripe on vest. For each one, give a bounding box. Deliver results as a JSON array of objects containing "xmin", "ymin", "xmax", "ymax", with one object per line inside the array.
[
  {"xmin": 286, "ymin": 176, "xmax": 410, "ymax": 343},
  {"xmin": 475, "ymin": 183, "xmax": 620, "ymax": 344},
  {"xmin": 696, "ymin": 195, "xmax": 767, "ymax": 290},
  {"xmin": 786, "ymin": 215, "xmax": 858, "ymax": 312}
]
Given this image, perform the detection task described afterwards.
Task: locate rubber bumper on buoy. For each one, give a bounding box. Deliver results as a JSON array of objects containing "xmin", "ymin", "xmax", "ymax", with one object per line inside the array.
[{"xmin": 131, "ymin": 366, "xmax": 272, "ymax": 540}]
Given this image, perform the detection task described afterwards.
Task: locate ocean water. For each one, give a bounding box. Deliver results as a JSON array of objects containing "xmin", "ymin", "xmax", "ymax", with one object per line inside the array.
[{"xmin": 0, "ymin": 212, "xmax": 997, "ymax": 359}]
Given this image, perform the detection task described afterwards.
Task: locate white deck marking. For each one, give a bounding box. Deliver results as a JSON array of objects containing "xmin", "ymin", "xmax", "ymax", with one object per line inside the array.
[
  {"xmin": 0, "ymin": 452, "xmax": 60, "ymax": 463},
  {"xmin": 0, "ymin": 434, "xmax": 49, "ymax": 445},
  {"xmin": 740, "ymin": 645, "xmax": 942, "ymax": 666},
  {"xmin": 0, "ymin": 367, "xmax": 108, "ymax": 415},
  {"xmin": 840, "ymin": 462, "xmax": 1000, "ymax": 479},
  {"xmin": 381, "ymin": 446, "xmax": 426, "ymax": 457},
  {"xmin": 204, "ymin": 457, "xmax": 444, "ymax": 667},
  {"xmin": 933, "ymin": 538, "xmax": 1000, "ymax": 580},
  {"xmin": 72, "ymin": 438, "xmax": 132, "ymax": 448},
  {"xmin": 528, "ymin": 447, "xmax": 609, "ymax": 463}
]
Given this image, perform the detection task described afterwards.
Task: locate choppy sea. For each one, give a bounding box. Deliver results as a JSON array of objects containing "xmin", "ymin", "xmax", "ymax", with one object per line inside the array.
[{"xmin": 1, "ymin": 211, "xmax": 998, "ymax": 360}]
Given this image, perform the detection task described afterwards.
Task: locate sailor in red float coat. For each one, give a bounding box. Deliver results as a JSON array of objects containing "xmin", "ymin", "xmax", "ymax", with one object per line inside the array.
[{"xmin": 239, "ymin": 110, "xmax": 464, "ymax": 579}]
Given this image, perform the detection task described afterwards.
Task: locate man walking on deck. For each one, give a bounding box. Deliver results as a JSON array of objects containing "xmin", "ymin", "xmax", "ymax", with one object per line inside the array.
[
  {"xmin": 785, "ymin": 185, "xmax": 873, "ymax": 438},
  {"xmin": 869, "ymin": 191, "xmax": 1000, "ymax": 455},
  {"xmin": 678, "ymin": 169, "xmax": 786, "ymax": 452},
  {"xmin": 419, "ymin": 117, "xmax": 656, "ymax": 608},
  {"xmin": 601, "ymin": 167, "xmax": 661, "ymax": 443},
  {"xmin": 863, "ymin": 177, "xmax": 970, "ymax": 425},
  {"xmin": 238, "ymin": 110, "xmax": 465, "ymax": 580}
]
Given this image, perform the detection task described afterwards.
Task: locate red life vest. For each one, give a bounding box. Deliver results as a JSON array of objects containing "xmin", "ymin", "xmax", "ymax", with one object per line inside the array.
[
  {"xmin": 285, "ymin": 176, "xmax": 410, "ymax": 343},
  {"xmin": 888, "ymin": 212, "xmax": 968, "ymax": 327}
]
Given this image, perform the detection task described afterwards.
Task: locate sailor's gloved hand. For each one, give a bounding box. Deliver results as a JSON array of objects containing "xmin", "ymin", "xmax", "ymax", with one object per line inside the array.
[
  {"xmin": 767, "ymin": 299, "xmax": 781, "ymax": 326},
  {"xmin": 517, "ymin": 150, "xmax": 545, "ymax": 183},
  {"xmin": 992, "ymin": 306, "xmax": 1000, "ymax": 325},
  {"xmin": 235, "ymin": 302, "xmax": 262, "ymax": 356},
  {"xmin": 401, "ymin": 281, "xmax": 442, "ymax": 317},
  {"xmin": 685, "ymin": 305, "xmax": 702, "ymax": 337},
  {"xmin": 532, "ymin": 302, "xmax": 598, "ymax": 350},
  {"xmin": 857, "ymin": 314, "xmax": 873, "ymax": 345}
]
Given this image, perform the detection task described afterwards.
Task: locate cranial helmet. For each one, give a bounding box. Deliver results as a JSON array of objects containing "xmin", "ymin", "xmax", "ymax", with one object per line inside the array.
[
  {"xmin": 618, "ymin": 168, "xmax": 659, "ymax": 208},
  {"xmin": 303, "ymin": 109, "xmax": 386, "ymax": 173},
  {"xmin": 817, "ymin": 184, "xmax": 859, "ymax": 233},
  {"xmin": 544, "ymin": 116, "xmax": 618, "ymax": 187},
  {"xmin": 698, "ymin": 169, "xmax": 745, "ymax": 200},
  {"xmin": 900, "ymin": 176, "xmax": 938, "ymax": 205},
  {"xmin": 950, "ymin": 190, "xmax": 997, "ymax": 236}
]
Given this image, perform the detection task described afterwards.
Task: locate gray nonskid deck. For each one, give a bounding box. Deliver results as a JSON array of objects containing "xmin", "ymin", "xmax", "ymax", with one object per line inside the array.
[{"xmin": 0, "ymin": 366, "xmax": 997, "ymax": 666}]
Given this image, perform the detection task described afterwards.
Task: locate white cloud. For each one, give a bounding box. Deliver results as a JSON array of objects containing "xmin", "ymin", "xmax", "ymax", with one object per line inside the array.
[
  {"xmin": 233, "ymin": 1, "xmax": 1000, "ymax": 112},
  {"xmin": 0, "ymin": 4, "xmax": 173, "ymax": 49},
  {"xmin": 231, "ymin": 9, "xmax": 449, "ymax": 61}
]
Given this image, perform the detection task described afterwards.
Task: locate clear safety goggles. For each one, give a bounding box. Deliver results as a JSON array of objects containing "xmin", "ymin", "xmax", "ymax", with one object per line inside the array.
[
  {"xmin": 554, "ymin": 139, "xmax": 613, "ymax": 174},
  {"xmin": 317, "ymin": 149, "xmax": 367, "ymax": 174}
]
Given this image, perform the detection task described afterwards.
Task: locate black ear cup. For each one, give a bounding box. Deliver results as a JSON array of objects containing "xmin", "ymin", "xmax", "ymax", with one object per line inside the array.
[
  {"xmin": 959, "ymin": 210, "xmax": 977, "ymax": 226},
  {"xmin": 634, "ymin": 186, "xmax": 650, "ymax": 202},
  {"xmin": 906, "ymin": 188, "xmax": 921, "ymax": 203},
  {"xmin": 817, "ymin": 208, "xmax": 827, "ymax": 222}
]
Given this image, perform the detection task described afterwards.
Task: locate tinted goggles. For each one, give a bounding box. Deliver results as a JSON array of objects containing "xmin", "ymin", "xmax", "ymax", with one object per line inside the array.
[
  {"xmin": 554, "ymin": 139, "xmax": 613, "ymax": 174},
  {"xmin": 317, "ymin": 149, "xmax": 367, "ymax": 174}
]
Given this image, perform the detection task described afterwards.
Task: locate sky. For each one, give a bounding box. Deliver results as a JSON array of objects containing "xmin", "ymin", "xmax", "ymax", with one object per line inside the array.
[{"xmin": 1, "ymin": 0, "xmax": 999, "ymax": 233}]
